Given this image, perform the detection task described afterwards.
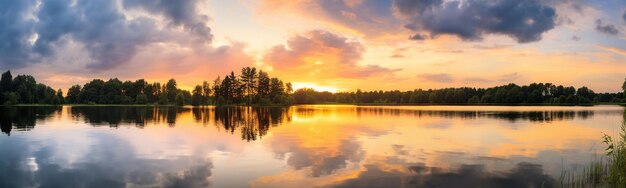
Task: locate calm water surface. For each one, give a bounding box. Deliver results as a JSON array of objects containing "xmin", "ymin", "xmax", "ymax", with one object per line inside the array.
[{"xmin": 0, "ymin": 105, "xmax": 623, "ymax": 188}]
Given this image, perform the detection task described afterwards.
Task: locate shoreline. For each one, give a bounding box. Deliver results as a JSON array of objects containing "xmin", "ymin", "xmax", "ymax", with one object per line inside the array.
[{"xmin": 1, "ymin": 103, "xmax": 624, "ymax": 107}]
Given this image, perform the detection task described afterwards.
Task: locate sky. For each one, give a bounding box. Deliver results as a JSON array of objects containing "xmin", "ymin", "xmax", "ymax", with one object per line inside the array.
[{"xmin": 1, "ymin": 0, "xmax": 626, "ymax": 93}]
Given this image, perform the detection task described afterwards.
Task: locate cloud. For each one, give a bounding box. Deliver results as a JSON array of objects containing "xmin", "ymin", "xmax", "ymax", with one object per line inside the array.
[
  {"xmin": 394, "ymin": 0, "xmax": 557, "ymax": 43},
  {"xmin": 331, "ymin": 162, "xmax": 556, "ymax": 188},
  {"xmin": 463, "ymin": 77, "xmax": 492, "ymax": 83},
  {"xmin": 0, "ymin": 0, "xmax": 220, "ymax": 71},
  {"xmin": 417, "ymin": 73, "xmax": 454, "ymax": 83},
  {"xmin": 264, "ymin": 30, "xmax": 398, "ymax": 81},
  {"xmin": 498, "ymin": 72, "xmax": 522, "ymax": 82},
  {"xmin": 595, "ymin": 19, "xmax": 619, "ymax": 35},
  {"xmin": 623, "ymin": 10, "xmax": 626, "ymax": 23},
  {"xmin": 122, "ymin": 0, "xmax": 212, "ymax": 42},
  {"xmin": 260, "ymin": 0, "xmax": 403, "ymax": 37},
  {"xmin": 409, "ymin": 34, "xmax": 427, "ymax": 40},
  {"xmin": 0, "ymin": 132, "xmax": 214, "ymax": 187},
  {"xmin": 0, "ymin": 0, "xmax": 37, "ymax": 69},
  {"xmin": 598, "ymin": 45, "xmax": 626, "ymax": 57},
  {"xmin": 270, "ymin": 138, "xmax": 365, "ymax": 177}
]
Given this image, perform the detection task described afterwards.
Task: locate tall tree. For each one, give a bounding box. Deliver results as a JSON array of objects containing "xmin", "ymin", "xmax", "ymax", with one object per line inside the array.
[
  {"xmin": 66, "ymin": 85, "xmax": 81, "ymax": 104},
  {"xmin": 270, "ymin": 78, "xmax": 284, "ymax": 98},
  {"xmin": 55, "ymin": 89, "xmax": 64, "ymax": 104},
  {"xmin": 166, "ymin": 79, "xmax": 178, "ymax": 103},
  {"xmin": 257, "ymin": 71, "xmax": 270, "ymax": 98},
  {"xmin": 622, "ymin": 78, "xmax": 626, "ymax": 98},
  {"xmin": 285, "ymin": 82, "xmax": 293, "ymax": 94},
  {"xmin": 192, "ymin": 85, "xmax": 203, "ymax": 106},
  {"xmin": 0, "ymin": 70, "xmax": 12, "ymax": 93},
  {"xmin": 202, "ymin": 81, "xmax": 211, "ymax": 104},
  {"xmin": 240, "ymin": 67, "xmax": 257, "ymax": 105}
]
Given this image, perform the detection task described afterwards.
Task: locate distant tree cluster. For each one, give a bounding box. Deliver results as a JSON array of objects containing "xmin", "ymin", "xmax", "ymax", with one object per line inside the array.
[
  {"xmin": 62, "ymin": 67, "xmax": 292, "ymax": 106},
  {"xmin": 211, "ymin": 67, "xmax": 293, "ymax": 106},
  {"xmin": 292, "ymin": 83, "xmax": 626, "ymax": 105},
  {"xmin": 0, "ymin": 71, "xmax": 63, "ymax": 105},
  {"xmin": 64, "ymin": 78, "xmax": 191, "ymax": 105}
]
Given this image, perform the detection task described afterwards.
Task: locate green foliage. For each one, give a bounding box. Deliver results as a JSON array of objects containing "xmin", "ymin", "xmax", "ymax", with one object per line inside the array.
[
  {"xmin": 175, "ymin": 92, "xmax": 185, "ymax": 106},
  {"xmin": 2, "ymin": 92, "xmax": 18, "ymax": 105},
  {"xmin": 2, "ymin": 68, "xmax": 624, "ymax": 107},
  {"xmin": 258, "ymin": 96, "xmax": 272, "ymax": 106},
  {"xmin": 135, "ymin": 94, "xmax": 148, "ymax": 104},
  {"xmin": 289, "ymin": 83, "xmax": 626, "ymax": 105},
  {"xmin": 0, "ymin": 70, "xmax": 12, "ymax": 93}
]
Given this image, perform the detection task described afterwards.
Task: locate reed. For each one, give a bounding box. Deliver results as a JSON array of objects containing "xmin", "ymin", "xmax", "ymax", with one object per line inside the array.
[{"xmin": 559, "ymin": 121, "xmax": 626, "ymax": 187}]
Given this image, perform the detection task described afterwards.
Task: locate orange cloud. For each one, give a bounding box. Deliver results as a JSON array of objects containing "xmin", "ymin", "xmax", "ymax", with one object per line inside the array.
[{"xmin": 263, "ymin": 30, "xmax": 398, "ymax": 85}]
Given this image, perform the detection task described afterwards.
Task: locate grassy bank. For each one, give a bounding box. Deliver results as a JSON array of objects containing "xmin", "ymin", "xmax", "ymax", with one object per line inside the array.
[{"xmin": 560, "ymin": 122, "xmax": 626, "ymax": 187}]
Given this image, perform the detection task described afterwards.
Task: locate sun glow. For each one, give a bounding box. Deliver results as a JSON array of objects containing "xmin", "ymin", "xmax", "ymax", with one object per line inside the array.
[{"xmin": 291, "ymin": 82, "xmax": 340, "ymax": 93}]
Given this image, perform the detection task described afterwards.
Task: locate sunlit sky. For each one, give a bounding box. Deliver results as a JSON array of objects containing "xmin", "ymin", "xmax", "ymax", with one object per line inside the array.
[{"xmin": 1, "ymin": 0, "xmax": 626, "ymax": 92}]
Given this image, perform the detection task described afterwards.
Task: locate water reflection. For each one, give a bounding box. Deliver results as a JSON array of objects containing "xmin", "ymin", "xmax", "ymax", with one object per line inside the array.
[
  {"xmin": 1, "ymin": 106, "xmax": 618, "ymax": 137},
  {"xmin": 0, "ymin": 133, "xmax": 213, "ymax": 188},
  {"xmin": 0, "ymin": 106, "xmax": 61, "ymax": 135},
  {"xmin": 0, "ymin": 105, "xmax": 623, "ymax": 187},
  {"xmin": 332, "ymin": 162, "xmax": 555, "ymax": 188}
]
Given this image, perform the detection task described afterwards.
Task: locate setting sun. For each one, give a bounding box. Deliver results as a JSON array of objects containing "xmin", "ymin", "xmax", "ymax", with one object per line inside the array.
[{"xmin": 291, "ymin": 82, "xmax": 341, "ymax": 93}]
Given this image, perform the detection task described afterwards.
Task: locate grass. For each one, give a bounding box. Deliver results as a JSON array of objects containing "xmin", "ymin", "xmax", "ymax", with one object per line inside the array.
[{"xmin": 559, "ymin": 121, "xmax": 626, "ymax": 187}]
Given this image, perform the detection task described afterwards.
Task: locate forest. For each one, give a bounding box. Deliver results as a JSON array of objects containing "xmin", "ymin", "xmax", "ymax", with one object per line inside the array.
[
  {"xmin": 293, "ymin": 83, "xmax": 626, "ymax": 105},
  {"xmin": 0, "ymin": 68, "xmax": 625, "ymax": 106}
]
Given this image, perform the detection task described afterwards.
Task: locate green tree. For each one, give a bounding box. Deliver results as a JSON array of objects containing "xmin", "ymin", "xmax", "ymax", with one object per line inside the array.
[
  {"xmin": 175, "ymin": 92, "xmax": 185, "ymax": 106},
  {"xmin": 257, "ymin": 71, "xmax": 270, "ymax": 98},
  {"xmin": 12, "ymin": 75, "xmax": 37, "ymax": 104},
  {"xmin": 240, "ymin": 67, "xmax": 257, "ymax": 105},
  {"xmin": 81, "ymin": 79, "xmax": 105, "ymax": 103},
  {"xmin": 0, "ymin": 70, "xmax": 12, "ymax": 93},
  {"xmin": 285, "ymin": 82, "xmax": 293, "ymax": 94},
  {"xmin": 166, "ymin": 79, "xmax": 178, "ymax": 103},
  {"xmin": 202, "ymin": 81, "xmax": 211, "ymax": 105},
  {"xmin": 55, "ymin": 89, "xmax": 64, "ymax": 104},
  {"xmin": 270, "ymin": 78, "xmax": 284, "ymax": 99},
  {"xmin": 192, "ymin": 85, "xmax": 203, "ymax": 106},
  {"xmin": 66, "ymin": 85, "xmax": 81, "ymax": 104},
  {"xmin": 3, "ymin": 92, "xmax": 18, "ymax": 105},
  {"xmin": 136, "ymin": 94, "xmax": 148, "ymax": 104}
]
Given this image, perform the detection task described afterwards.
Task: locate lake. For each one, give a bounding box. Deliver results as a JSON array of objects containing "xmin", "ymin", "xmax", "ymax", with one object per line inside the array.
[{"xmin": 0, "ymin": 105, "xmax": 623, "ymax": 188}]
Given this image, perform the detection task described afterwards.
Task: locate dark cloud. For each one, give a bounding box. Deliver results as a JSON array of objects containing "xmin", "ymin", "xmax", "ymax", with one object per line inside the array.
[
  {"xmin": 295, "ymin": 0, "xmax": 403, "ymax": 36},
  {"xmin": 595, "ymin": 19, "xmax": 619, "ymax": 36},
  {"xmin": 0, "ymin": 0, "xmax": 214, "ymax": 70},
  {"xmin": 418, "ymin": 73, "xmax": 454, "ymax": 83},
  {"xmin": 394, "ymin": 0, "xmax": 557, "ymax": 43},
  {"xmin": 623, "ymin": 10, "xmax": 626, "ymax": 23},
  {"xmin": 409, "ymin": 34, "xmax": 427, "ymax": 40},
  {"xmin": 122, "ymin": 0, "xmax": 212, "ymax": 42},
  {"xmin": 0, "ymin": 0, "xmax": 37, "ymax": 68},
  {"xmin": 331, "ymin": 162, "xmax": 556, "ymax": 188},
  {"xmin": 571, "ymin": 35, "xmax": 581, "ymax": 41}
]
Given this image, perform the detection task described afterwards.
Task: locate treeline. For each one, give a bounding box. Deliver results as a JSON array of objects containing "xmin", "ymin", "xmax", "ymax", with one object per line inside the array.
[
  {"xmin": 0, "ymin": 71, "xmax": 63, "ymax": 105},
  {"xmin": 2, "ymin": 68, "xmax": 626, "ymax": 106},
  {"xmin": 61, "ymin": 67, "xmax": 293, "ymax": 106},
  {"xmin": 292, "ymin": 83, "xmax": 626, "ymax": 105}
]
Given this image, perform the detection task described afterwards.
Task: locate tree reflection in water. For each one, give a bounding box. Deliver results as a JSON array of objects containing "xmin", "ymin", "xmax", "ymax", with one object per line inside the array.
[
  {"xmin": 0, "ymin": 106, "xmax": 617, "ymax": 139},
  {"xmin": 67, "ymin": 106, "xmax": 291, "ymax": 141}
]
